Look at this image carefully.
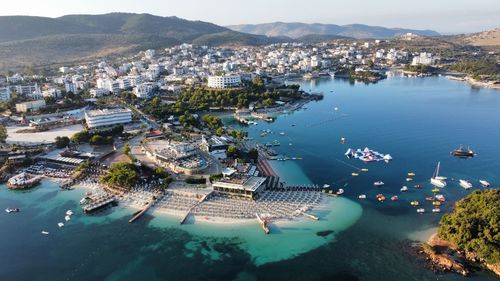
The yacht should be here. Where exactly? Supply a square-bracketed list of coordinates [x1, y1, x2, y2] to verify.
[5, 208, 20, 213]
[479, 180, 490, 187]
[430, 162, 447, 188]
[322, 184, 330, 188]
[400, 186, 408, 192]
[65, 215, 71, 221]
[373, 181, 384, 187]
[452, 145, 475, 157]
[58, 222, 65, 228]
[459, 179, 472, 189]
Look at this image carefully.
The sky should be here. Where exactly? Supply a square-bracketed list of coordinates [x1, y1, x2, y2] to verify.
[1, 0, 499, 34]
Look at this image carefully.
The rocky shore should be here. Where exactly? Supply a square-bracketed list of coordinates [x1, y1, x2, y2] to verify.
[421, 233, 500, 277]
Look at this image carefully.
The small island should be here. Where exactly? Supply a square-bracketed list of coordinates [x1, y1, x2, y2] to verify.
[423, 189, 499, 277]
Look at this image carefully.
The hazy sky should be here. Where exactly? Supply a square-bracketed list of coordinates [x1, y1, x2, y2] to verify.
[1, 0, 499, 33]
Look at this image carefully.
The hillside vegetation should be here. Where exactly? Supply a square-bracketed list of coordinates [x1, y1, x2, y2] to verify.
[438, 189, 500, 264]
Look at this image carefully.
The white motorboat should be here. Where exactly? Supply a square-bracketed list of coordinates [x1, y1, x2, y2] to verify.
[459, 179, 472, 189]
[279, 132, 285, 135]
[358, 194, 367, 199]
[5, 208, 20, 213]
[374, 181, 385, 187]
[336, 189, 344, 195]
[430, 162, 447, 188]
[400, 186, 408, 192]
[383, 154, 393, 162]
[58, 222, 64, 228]
[479, 180, 490, 187]
[432, 208, 441, 213]
[64, 215, 71, 221]
[416, 208, 425, 213]
[65, 210, 73, 216]
[41, 231, 49, 235]
[323, 184, 330, 188]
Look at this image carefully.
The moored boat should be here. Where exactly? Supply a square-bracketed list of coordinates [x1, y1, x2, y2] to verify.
[432, 208, 441, 213]
[459, 179, 472, 189]
[373, 181, 384, 187]
[451, 145, 475, 157]
[390, 195, 399, 201]
[376, 194, 385, 202]
[410, 201, 419, 206]
[5, 208, 20, 213]
[358, 194, 367, 199]
[417, 208, 425, 213]
[430, 162, 447, 188]
[400, 186, 408, 192]
[479, 180, 490, 187]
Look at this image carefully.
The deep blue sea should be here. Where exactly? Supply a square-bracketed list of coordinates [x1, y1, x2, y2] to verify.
[1, 76, 499, 281]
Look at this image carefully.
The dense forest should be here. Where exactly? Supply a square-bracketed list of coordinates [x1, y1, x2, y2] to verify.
[438, 189, 499, 264]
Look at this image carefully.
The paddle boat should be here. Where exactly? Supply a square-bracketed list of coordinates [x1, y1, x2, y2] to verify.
[376, 194, 386, 202]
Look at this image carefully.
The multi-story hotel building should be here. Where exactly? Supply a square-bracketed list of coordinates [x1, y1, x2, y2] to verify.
[84, 108, 132, 128]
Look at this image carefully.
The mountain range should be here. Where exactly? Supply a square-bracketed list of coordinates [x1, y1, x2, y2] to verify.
[227, 22, 440, 39]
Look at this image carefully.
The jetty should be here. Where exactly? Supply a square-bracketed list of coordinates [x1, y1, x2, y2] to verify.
[129, 201, 153, 223]
[180, 191, 212, 224]
[255, 213, 270, 234]
[82, 195, 116, 213]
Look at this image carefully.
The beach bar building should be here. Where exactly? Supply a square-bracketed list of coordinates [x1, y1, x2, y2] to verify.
[212, 176, 266, 200]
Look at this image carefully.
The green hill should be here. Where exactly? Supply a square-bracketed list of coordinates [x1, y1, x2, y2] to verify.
[0, 13, 282, 70]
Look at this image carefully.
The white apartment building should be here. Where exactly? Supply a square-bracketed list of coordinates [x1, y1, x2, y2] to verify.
[0, 87, 11, 101]
[133, 83, 154, 98]
[65, 82, 78, 93]
[207, 75, 241, 89]
[90, 88, 110, 98]
[42, 88, 61, 98]
[15, 84, 41, 96]
[84, 108, 132, 128]
[412, 52, 438, 66]
[16, 100, 46, 113]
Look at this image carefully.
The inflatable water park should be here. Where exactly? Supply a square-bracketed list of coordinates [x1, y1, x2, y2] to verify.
[345, 147, 393, 163]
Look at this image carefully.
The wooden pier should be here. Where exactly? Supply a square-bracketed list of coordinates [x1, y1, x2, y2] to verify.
[129, 201, 153, 223]
[180, 191, 212, 225]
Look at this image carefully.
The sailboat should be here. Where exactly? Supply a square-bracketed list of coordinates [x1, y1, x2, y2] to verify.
[430, 162, 447, 188]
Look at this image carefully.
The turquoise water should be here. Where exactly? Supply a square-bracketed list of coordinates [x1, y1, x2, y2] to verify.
[1, 76, 499, 280]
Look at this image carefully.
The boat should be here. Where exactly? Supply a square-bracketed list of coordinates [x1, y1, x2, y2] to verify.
[361, 168, 369, 172]
[459, 179, 472, 189]
[64, 215, 71, 221]
[432, 208, 441, 213]
[391, 196, 399, 201]
[5, 208, 20, 213]
[279, 132, 285, 136]
[413, 184, 422, 189]
[323, 184, 330, 188]
[376, 194, 385, 202]
[432, 201, 442, 206]
[451, 145, 475, 157]
[406, 178, 413, 182]
[351, 172, 359, 176]
[334, 107, 339, 111]
[80, 198, 88, 205]
[479, 180, 490, 187]
[416, 208, 425, 213]
[408, 172, 416, 177]
[358, 194, 367, 199]
[430, 162, 447, 188]
[425, 197, 434, 201]
[340, 137, 346, 144]
[383, 154, 393, 162]
[431, 188, 440, 193]
[41, 231, 49, 235]
[65, 210, 73, 216]
[435, 194, 446, 202]
[336, 189, 344, 195]
[58, 222, 64, 228]
[410, 201, 419, 206]
[400, 186, 408, 192]
[373, 181, 384, 187]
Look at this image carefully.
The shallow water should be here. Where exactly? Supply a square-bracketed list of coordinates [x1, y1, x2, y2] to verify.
[1, 76, 499, 281]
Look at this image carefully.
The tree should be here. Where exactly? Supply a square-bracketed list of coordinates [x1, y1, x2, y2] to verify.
[71, 130, 90, 144]
[54, 136, 70, 148]
[100, 162, 139, 189]
[262, 98, 274, 107]
[248, 148, 259, 162]
[226, 145, 238, 158]
[438, 189, 500, 264]
[215, 127, 225, 136]
[89, 135, 105, 145]
[0, 124, 7, 143]
[124, 143, 131, 155]
[202, 114, 223, 130]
